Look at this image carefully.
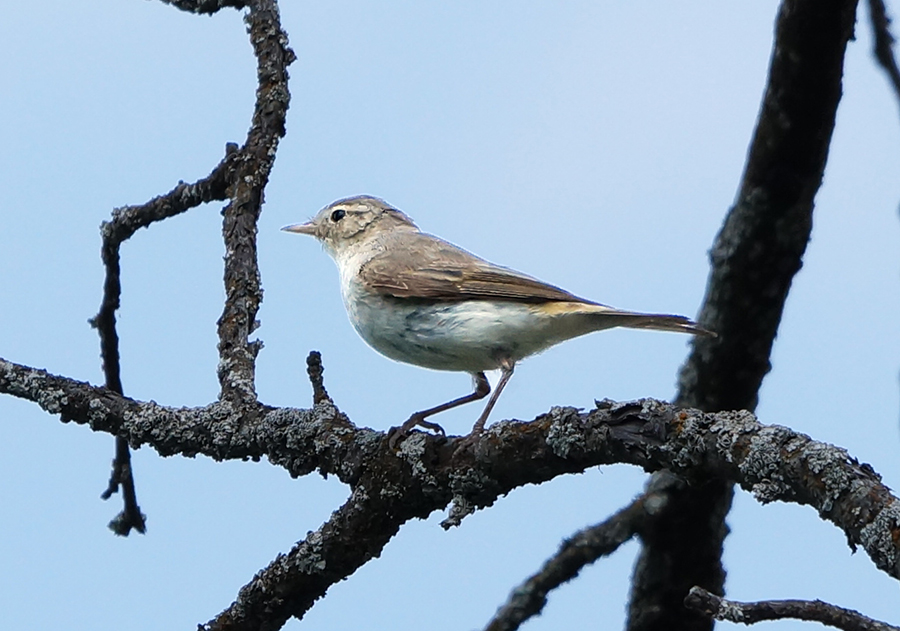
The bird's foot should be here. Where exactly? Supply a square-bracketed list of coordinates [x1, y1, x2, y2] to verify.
[388, 414, 446, 449]
[451, 426, 484, 458]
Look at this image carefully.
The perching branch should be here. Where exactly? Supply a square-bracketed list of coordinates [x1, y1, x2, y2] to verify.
[3, 352, 900, 631]
[684, 587, 900, 631]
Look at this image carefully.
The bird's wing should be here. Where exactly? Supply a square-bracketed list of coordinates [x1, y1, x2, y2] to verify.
[358, 232, 595, 304]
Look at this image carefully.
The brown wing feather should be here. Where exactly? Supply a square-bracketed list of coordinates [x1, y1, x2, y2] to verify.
[359, 231, 595, 304]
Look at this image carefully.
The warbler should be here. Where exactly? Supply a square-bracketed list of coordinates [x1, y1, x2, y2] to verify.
[284, 195, 708, 444]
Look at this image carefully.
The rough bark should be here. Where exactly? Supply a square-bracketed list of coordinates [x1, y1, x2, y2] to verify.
[685, 587, 900, 631]
[86, 0, 293, 533]
[2, 356, 899, 630]
[627, 1, 859, 630]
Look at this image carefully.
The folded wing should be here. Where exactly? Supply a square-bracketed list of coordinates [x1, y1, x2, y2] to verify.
[359, 231, 594, 304]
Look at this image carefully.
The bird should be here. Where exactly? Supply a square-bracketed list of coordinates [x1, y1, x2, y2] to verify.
[283, 195, 710, 446]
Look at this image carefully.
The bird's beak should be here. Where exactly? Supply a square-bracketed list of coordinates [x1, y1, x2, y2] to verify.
[281, 221, 317, 236]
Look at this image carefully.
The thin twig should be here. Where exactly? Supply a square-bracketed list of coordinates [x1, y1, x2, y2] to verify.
[306, 351, 332, 405]
[685, 587, 900, 631]
[88, 0, 293, 532]
[90, 152, 237, 535]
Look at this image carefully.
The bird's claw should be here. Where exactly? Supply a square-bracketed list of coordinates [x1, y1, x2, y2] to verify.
[387, 414, 446, 450]
[451, 428, 484, 458]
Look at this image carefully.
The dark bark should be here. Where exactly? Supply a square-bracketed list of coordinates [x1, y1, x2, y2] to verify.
[685, 587, 900, 631]
[484, 472, 686, 631]
[86, 0, 293, 533]
[627, 1, 859, 630]
[90, 150, 237, 535]
[160, 0, 250, 14]
[215, 1, 293, 405]
[3, 355, 900, 631]
[2, 1, 889, 629]
[868, 0, 900, 119]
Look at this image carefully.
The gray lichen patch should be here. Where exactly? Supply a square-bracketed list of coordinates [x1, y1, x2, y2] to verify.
[545, 406, 586, 459]
[441, 495, 475, 529]
[291, 529, 328, 575]
[859, 501, 900, 576]
[396, 434, 440, 490]
[709, 409, 759, 463]
[738, 425, 798, 503]
[801, 441, 854, 512]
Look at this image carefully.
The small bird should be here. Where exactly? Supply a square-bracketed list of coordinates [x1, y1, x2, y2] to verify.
[284, 195, 709, 445]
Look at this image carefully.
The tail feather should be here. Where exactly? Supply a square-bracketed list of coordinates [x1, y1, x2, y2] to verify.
[588, 306, 714, 337]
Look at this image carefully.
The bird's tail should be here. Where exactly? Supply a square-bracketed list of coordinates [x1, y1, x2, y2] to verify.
[583, 304, 714, 336]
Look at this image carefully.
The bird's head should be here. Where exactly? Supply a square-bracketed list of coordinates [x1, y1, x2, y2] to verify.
[283, 195, 417, 257]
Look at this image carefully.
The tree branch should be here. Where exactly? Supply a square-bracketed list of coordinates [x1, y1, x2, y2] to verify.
[86, 0, 294, 532]
[201, 484, 413, 631]
[90, 151, 238, 535]
[628, 1, 859, 627]
[159, 0, 250, 14]
[215, 0, 294, 405]
[3, 353, 899, 630]
[484, 472, 686, 631]
[868, 0, 900, 116]
[685, 587, 900, 631]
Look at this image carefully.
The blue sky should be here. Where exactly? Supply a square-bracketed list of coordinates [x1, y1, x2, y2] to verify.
[1, 2, 900, 630]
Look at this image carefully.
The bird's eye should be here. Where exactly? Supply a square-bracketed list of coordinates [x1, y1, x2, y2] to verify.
[330, 209, 346, 222]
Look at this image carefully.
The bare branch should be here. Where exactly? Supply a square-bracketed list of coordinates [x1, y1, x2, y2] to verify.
[484, 472, 685, 631]
[630, 0, 860, 627]
[685, 587, 900, 631]
[306, 351, 333, 405]
[4, 354, 900, 622]
[868, 0, 900, 115]
[86, 0, 294, 532]
[681, 0, 857, 427]
[216, 0, 294, 405]
[201, 485, 408, 631]
[100, 437, 146, 535]
[159, 0, 250, 14]
[90, 152, 237, 535]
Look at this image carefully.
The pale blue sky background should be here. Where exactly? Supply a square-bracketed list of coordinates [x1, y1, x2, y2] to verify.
[1, 2, 899, 630]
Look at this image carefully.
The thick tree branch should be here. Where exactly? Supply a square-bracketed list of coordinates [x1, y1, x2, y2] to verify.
[201, 483, 418, 631]
[484, 472, 685, 631]
[4, 354, 900, 631]
[685, 587, 900, 631]
[0, 358, 363, 482]
[681, 0, 856, 420]
[628, 1, 859, 628]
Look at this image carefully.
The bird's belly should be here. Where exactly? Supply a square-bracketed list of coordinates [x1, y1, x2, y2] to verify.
[345, 290, 595, 372]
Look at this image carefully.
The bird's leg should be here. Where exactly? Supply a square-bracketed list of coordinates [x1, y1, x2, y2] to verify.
[451, 359, 516, 458]
[388, 372, 491, 449]
[470, 358, 515, 436]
